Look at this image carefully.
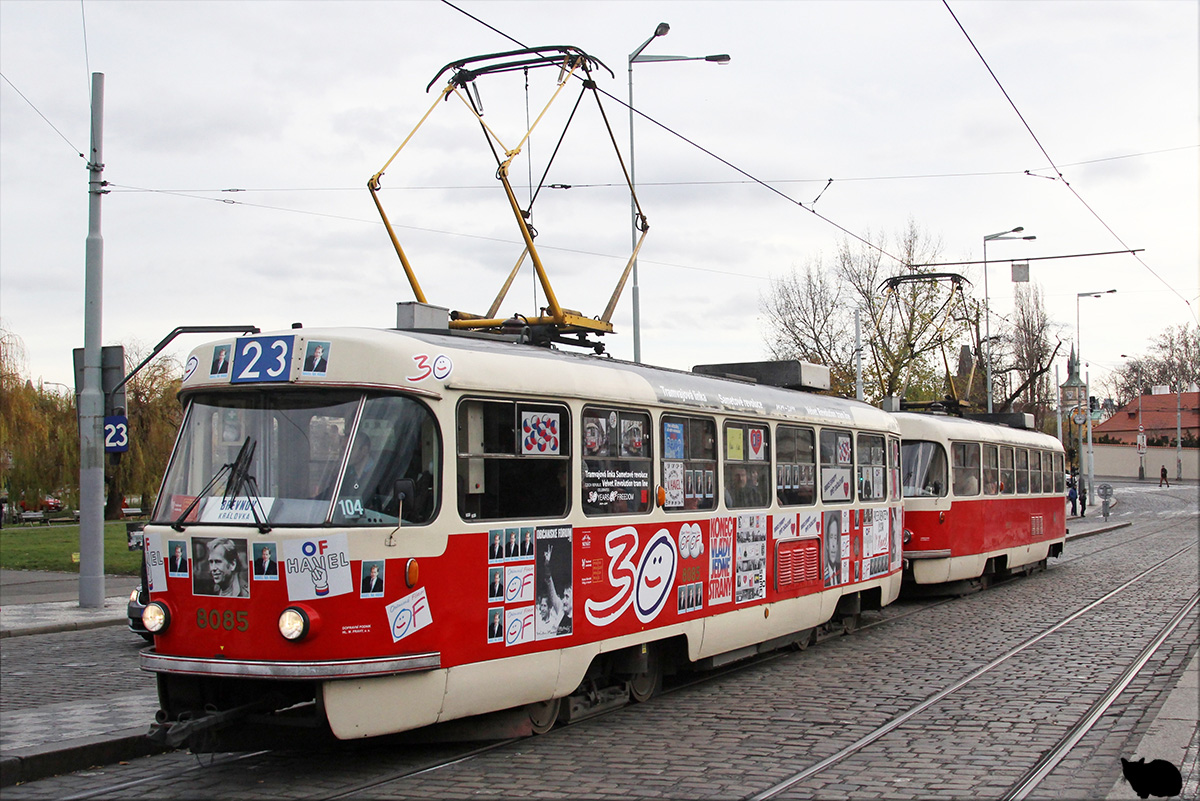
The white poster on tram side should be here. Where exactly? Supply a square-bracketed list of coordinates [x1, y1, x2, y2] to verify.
[143, 531, 168, 593]
[735, 513, 767, 604]
[663, 461, 685, 509]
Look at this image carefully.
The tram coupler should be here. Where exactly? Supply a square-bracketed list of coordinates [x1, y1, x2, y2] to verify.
[148, 696, 282, 748]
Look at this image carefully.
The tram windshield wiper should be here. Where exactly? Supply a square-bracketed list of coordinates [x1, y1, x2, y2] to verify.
[171, 437, 272, 532]
[224, 437, 272, 534]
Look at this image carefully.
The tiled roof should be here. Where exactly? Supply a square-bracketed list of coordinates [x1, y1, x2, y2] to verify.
[1093, 391, 1200, 439]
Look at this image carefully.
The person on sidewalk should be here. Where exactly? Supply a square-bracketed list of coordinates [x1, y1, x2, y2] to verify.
[1159, 465, 1170, 488]
[1079, 482, 1088, 517]
[1067, 483, 1078, 516]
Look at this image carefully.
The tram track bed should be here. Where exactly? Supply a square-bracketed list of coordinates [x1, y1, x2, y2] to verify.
[4, 514, 1194, 800]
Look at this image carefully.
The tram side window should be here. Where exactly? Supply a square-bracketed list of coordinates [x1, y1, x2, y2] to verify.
[1015, 448, 1030, 494]
[951, 442, 981, 496]
[456, 399, 570, 521]
[724, 422, 771, 508]
[856, 433, 886, 501]
[901, 440, 947, 497]
[581, 407, 652, 516]
[982, 444, 1000, 495]
[661, 416, 717, 511]
[1041, 451, 1054, 494]
[1054, 453, 1065, 493]
[1029, 450, 1043, 493]
[999, 446, 1015, 495]
[888, 437, 902, 502]
[819, 428, 855, 503]
[776, 426, 816, 506]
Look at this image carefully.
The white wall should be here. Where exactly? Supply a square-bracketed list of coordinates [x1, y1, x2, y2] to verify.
[1088, 444, 1199, 481]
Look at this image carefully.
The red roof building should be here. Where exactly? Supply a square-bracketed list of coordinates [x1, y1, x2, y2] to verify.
[1093, 391, 1200, 445]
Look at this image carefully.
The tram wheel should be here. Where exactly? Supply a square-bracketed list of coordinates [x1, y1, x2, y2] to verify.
[526, 698, 561, 735]
[628, 649, 662, 703]
[842, 614, 860, 635]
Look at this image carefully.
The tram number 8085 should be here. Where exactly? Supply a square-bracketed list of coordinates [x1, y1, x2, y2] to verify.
[196, 608, 249, 632]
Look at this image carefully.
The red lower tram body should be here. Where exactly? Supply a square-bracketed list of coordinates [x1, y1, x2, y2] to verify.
[903, 495, 1066, 585]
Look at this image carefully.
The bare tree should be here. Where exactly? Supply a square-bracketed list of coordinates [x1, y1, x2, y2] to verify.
[761, 220, 964, 403]
[997, 283, 1063, 426]
[1103, 323, 1200, 404]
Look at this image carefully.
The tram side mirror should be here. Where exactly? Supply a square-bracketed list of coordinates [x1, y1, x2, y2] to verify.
[394, 478, 415, 522]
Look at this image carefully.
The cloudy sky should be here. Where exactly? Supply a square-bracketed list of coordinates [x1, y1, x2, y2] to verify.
[2, 0, 1196, 398]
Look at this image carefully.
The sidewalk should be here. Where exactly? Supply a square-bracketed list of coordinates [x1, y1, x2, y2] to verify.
[0, 571, 164, 786]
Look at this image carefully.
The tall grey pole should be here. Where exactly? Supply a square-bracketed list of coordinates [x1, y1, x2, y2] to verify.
[79, 73, 106, 608]
[855, 308, 863, 401]
[627, 61, 641, 364]
[1055, 365, 1062, 443]
[1085, 371, 1095, 501]
[1176, 384, 1183, 480]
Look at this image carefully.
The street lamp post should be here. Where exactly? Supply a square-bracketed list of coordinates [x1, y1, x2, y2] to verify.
[628, 23, 729, 363]
[982, 227, 1035, 413]
[1121, 354, 1146, 480]
[1075, 289, 1116, 498]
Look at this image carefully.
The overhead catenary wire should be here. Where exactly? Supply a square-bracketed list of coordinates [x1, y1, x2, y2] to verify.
[0, 72, 86, 158]
[943, 0, 1196, 322]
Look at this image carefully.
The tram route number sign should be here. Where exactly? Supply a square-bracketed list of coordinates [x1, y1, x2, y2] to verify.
[104, 415, 130, 453]
[231, 335, 295, 384]
[1096, 483, 1113, 500]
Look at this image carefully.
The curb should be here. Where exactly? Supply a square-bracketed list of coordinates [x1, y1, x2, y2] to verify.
[1065, 521, 1132, 542]
[0, 728, 174, 787]
[0, 616, 127, 639]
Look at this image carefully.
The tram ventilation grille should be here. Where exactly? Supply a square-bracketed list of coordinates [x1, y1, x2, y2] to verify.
[1031, 515, 1044, 537]
[776, 538, 821, 590]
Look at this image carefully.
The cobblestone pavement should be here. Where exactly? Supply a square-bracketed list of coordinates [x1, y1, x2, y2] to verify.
[3, 481, 1195, 799]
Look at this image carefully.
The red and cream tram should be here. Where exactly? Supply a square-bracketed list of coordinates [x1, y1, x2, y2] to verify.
[896, 412, 1066, 588]
[139, 318, 905, 747]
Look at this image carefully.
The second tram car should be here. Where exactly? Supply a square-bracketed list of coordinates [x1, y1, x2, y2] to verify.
[897, 412, 1066, 588]
[139, 320, 905, 747]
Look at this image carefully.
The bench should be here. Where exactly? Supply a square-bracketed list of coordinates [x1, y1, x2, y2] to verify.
[121, 507, 144, 518]
[20, 511, 47, 525]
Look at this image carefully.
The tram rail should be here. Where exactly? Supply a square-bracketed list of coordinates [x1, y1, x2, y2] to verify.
[52, 524, 1195, 801]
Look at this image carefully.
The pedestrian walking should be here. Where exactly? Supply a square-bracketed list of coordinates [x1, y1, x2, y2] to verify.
[1159, 465, 1170, 488]
[1079, 482, 1088, 517]
[1067, 484, 1078, 516]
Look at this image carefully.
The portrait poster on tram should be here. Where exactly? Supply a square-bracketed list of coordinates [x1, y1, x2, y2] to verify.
[535, 525, 573, 640]
[890, 506, 903, 569]
[823, 510, 843, 586]
[708, 517, 734, 605]
[735, 513, 767, 604]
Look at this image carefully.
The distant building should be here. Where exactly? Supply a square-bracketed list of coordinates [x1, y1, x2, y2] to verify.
[1092, 389, 1200, 445]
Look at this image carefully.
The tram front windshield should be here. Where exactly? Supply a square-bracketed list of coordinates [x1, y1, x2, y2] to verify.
[900, 440, 948, 498]
[153, 391, 439, 527]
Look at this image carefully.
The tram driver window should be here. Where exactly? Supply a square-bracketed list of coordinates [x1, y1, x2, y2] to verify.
[661, 416, 716, 511]
[582, 407, 652, 516]
[776, 426, 816, 506]
[819, 428, 854, 503]
[900, 440, 947, 498]
[456, 400, 570, 521]
[951, 442, 981, 496]
[332, 395, 441, 526]
[856, 433, 886, 502]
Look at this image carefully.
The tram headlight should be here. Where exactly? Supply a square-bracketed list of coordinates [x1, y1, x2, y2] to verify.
[142, 601, 171, 633]
[279, 606, 311, 641]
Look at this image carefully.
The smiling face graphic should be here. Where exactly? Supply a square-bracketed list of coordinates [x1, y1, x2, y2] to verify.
[634, 531, 678, 622]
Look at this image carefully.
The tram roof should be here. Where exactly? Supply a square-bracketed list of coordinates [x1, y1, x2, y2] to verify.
[181, 327, 898, 434]
[893, 411, 1064, 450]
